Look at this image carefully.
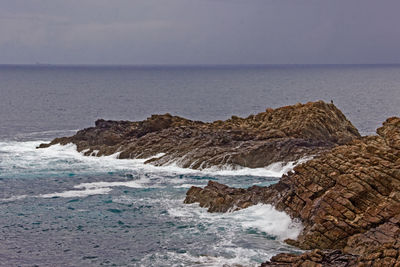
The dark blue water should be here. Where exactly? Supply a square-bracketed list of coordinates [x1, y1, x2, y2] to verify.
[0, 65, 399, 266]
[1, 65, 399, 139]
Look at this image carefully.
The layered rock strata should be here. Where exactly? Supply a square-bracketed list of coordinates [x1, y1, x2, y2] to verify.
[38, 101, 360, 169]
[260, 249, 358, 267]
[185, 117, 400, 266]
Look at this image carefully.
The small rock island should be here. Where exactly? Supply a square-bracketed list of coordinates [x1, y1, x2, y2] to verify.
[38, 101, 360, 169]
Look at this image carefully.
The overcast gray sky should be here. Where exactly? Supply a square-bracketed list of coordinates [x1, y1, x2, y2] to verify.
[1, 0, 399, 65]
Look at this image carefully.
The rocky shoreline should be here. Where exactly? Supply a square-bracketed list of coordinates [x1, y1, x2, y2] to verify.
[38, 101, 360, 170]
[37, 101, 400, 266]
[186, 117, 400, 266]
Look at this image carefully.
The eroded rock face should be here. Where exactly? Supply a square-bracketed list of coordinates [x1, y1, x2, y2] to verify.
[185, 117, 400, 266]
[271, 117, 400, 254]
[38, 101, 360, 169]
[184, 181, 271, 212]
[262, 245, 400, 267]
[261, 249, 358, 267]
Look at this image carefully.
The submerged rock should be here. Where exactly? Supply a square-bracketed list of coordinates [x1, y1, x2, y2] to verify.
[185, 117, 400, 266]
[38, 101, 360, 169]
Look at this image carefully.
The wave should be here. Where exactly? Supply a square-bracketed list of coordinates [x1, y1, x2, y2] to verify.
[139, 250, 270, 267]
[163, 202, 303, 266]
[0, 138, 306, 266]
[40, 187, 112, 198]
[40, 175, 156, 198]
[201, 157, 311, 177]
[0, 141, 310, 179]
[168, 203, 302, 241]
[0, 194, 29, 202]
[232, 204, 302, 240]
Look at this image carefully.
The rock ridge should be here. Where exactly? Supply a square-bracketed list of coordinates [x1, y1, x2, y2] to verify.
[38, 101, 360, 170]
[184, 117, 400, 266]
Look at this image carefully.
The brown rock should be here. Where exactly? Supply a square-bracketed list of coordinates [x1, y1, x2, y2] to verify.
[261, 250, 358, 267]
[185, 117, 400, 266]
[38, 101, 360, 169]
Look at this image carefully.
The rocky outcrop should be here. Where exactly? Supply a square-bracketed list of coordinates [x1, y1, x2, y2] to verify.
[184, 181, 271, 212]
[38, 101, 360, 169]
[185, 117, 400, 266]
[261, 249, 358, 267]
[263, 245, 400, 266]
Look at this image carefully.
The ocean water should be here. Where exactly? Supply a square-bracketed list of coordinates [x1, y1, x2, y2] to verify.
[0, 65, 399, 266]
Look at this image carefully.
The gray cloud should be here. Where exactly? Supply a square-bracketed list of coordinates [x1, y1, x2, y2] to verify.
[0, 0, 399, 64]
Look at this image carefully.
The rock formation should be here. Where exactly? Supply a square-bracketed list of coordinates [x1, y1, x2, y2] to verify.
[38, 101, 360, 169]
[185, 117, 400, 266]
[260, 249, 358, 267]
[37, 100, 398, 265]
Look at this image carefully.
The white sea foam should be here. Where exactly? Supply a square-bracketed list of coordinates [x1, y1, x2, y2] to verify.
[168, 203, 302, 241]
[0, 141, 197, 178]
[40, 187, 112, 198]
[200, 157, 311, 177]
[39, 174, 153, 198]
[173, 183, 199, 188]
[0, 195, 28, 202]
[231, 204, 302, 240]
[0, 140, 311, 203]
[74, 180, 145, 190]
[159, 202, 303, 266]
[0, 140, 304, 265]
[0, 140, 310, 179]
[139, 250, 269, 267]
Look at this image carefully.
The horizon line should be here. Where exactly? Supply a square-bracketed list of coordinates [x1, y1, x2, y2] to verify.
[1, 63, 400, 68]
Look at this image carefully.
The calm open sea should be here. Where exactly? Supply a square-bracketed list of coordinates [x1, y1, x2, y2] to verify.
[0, 65, 399, 266]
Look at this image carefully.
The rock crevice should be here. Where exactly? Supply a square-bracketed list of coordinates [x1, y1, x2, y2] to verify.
[185, 117, 400, 266]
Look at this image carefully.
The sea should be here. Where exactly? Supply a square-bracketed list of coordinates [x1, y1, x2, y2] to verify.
[0, 65, 399, 266]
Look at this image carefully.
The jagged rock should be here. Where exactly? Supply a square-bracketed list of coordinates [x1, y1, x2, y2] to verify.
[185, 117, 400, 266]
[261, 249, 358, 267]
[38, 101, 360, 169]
[262, 244, 400, 267]
[271, 117, 400, 254]
[184, 180, 272, 212]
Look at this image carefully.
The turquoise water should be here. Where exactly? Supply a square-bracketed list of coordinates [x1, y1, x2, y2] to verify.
[0, 140, 302, 266]
[0, 65, 399, 266]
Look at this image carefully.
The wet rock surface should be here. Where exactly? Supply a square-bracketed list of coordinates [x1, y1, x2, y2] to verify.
[38, 101, 360, 169]
[185, 117, 400, 266]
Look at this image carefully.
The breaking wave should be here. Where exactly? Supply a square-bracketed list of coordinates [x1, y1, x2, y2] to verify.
[0, 140, 309, 179]
[0, 139, 305, 266]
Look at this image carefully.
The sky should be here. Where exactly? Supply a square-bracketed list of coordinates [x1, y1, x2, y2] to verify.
[1, 0, 400, 65]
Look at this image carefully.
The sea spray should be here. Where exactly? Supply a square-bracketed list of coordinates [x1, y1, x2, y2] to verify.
[0, 139, 305, 266]
[0, 140, 310, 180]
